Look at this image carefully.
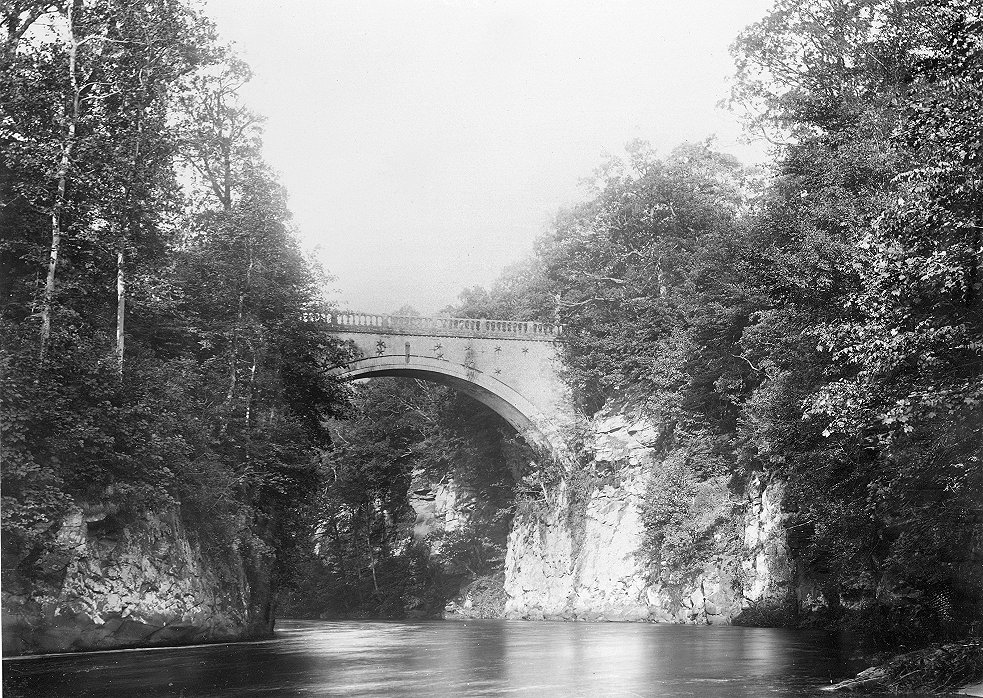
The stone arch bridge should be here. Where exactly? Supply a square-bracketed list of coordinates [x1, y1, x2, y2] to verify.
[305, 312, 572, 458]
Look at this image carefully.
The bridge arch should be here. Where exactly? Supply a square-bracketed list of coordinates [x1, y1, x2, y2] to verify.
[333, 355, 556, 455]
[315, 312, 574, 461]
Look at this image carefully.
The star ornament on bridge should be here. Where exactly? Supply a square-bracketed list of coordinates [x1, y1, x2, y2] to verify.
[375, 340, 387, 356]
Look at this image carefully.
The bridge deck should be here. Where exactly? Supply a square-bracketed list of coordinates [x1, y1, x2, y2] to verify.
[304, 312, 563, 341]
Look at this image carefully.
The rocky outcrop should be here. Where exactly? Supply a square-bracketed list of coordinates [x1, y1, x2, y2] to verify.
[503, 402, 795, 623]
[504, 484, 646, 621]
[2, 507, 267, 655]
[408, 474, 470, 545]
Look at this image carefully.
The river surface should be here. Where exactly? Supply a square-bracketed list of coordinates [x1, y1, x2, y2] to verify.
[3, 619, 917, 697]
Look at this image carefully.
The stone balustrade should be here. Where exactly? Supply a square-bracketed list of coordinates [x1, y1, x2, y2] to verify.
[302, 312, 563, 340]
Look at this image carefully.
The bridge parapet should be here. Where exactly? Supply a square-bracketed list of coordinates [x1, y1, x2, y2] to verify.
[304, 312, 562, 341]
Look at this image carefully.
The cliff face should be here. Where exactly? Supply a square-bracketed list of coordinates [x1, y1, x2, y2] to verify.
[408, 474, 471, 545]
[2, 507, 270, 655]
[503, 403, 795, 623]
[409, 471, 513, 620]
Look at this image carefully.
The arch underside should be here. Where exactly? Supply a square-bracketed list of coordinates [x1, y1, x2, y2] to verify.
[332, 355, 553, 453]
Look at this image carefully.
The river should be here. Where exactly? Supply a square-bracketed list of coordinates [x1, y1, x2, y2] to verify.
[3, 619, 917, 696]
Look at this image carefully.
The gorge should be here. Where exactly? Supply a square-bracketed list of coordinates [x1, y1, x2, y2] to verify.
[3, 0, 983, 695]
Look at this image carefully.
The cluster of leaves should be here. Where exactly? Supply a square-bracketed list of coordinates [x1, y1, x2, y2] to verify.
[0, 1, 350, 614]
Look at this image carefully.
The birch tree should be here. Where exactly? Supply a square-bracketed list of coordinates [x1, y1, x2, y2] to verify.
[175, 57, 264, 404]
[98, 1, 203, 375]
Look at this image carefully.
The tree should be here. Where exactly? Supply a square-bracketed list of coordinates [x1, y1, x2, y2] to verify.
[175, 55, 262, 212]
[535, 140, 748, 413]
[99, 1, 208, 375]
[730, 0, 983, 642]
[811, 4, 983, 442]
[1, 2, 352, 636]
[174, 56, 266, 408]
[729, 0, 934, 140]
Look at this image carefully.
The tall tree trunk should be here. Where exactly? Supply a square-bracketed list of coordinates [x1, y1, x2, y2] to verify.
[331, 519, 349, 582]
[222, 135, 231, 208]
[219, 137, 240, 405]
[226, 233, 253, 405]
[40, 1, 80, 362]
[365, 507, 379, 595]
[115, 248, 125, 374]
[244, 344, 258, 426]
[116, 104, 145, 378]
[966, 218, 980, 308]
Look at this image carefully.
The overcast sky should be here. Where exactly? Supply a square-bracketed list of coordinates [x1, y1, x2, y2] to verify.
[205, 0, 773, 315]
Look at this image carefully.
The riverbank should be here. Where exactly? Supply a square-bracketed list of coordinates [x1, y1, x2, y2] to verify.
[1, 507, 272, 656]
[827, 640, 983, 695]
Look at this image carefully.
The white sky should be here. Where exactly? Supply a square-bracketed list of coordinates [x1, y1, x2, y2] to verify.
[205, 0, 773, 315]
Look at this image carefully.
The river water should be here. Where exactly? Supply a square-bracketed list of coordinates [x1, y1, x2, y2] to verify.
[3, 619, 912, 697]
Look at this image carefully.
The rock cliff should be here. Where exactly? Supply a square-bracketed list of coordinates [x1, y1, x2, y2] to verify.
[503, 402, 795, 623]
[2, 506, 269, 655]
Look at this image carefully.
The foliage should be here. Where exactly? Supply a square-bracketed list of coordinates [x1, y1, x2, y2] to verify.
[727, 0, 982, 645]
[640, 450, 739, 588]
[729, 0, 935, 139]
[279, 378, 530, 619]
[438, 0, 983, 649]
[3, 0, 980, 654]
[809, 4, 983, 444]
[0, 0, 350, 612]
[444, 572, 508, 619]
[535, 141, 750, 414]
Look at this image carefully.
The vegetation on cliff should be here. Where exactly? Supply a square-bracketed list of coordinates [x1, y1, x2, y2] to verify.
[390, 0, 982, 650]
[0, 1, 350, 634]
[285, 1, 981, 648]
[279, 377, 527, 619]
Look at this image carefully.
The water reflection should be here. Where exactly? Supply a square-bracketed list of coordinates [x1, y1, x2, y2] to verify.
[2, 619, 914, 697]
